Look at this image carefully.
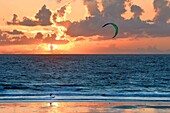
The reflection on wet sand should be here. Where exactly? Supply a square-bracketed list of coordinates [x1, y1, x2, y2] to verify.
[0, 102, 170, 113]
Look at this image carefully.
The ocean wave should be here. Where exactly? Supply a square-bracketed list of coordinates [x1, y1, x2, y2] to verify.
[1, 93, 170, 102]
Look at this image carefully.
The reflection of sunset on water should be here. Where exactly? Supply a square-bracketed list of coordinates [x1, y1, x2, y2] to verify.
[0, 102, 170, 113]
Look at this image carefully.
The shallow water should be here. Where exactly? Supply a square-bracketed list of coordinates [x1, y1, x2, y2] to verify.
[0, 54, 170, 102]
[1, 102, 170, 113]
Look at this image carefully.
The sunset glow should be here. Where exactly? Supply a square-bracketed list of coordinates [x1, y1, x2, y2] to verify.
[0, 0, 170, 54]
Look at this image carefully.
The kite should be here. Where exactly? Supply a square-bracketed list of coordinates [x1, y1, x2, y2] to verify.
[102, 23, 118, 38]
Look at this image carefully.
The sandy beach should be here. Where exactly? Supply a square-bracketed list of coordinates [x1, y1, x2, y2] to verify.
[0, 102, 170, 113]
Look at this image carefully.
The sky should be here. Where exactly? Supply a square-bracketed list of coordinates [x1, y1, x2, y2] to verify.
[0, 0, 170, 54]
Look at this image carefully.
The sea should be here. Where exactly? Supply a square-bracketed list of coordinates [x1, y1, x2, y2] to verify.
[0, 54, 170, 102]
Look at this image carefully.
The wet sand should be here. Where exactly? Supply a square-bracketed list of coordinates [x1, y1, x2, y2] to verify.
[0, 102, 170, 113]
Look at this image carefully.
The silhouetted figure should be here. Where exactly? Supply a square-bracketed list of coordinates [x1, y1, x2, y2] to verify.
[50, 93, 55, 106]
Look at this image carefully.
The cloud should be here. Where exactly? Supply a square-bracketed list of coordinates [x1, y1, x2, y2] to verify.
[7, 14, 19, 25]
[19, 17, 38, 26]
[66, 0, 130, 37]
[131, 5, 144, 20]
[6, 29, 24, 35]
[5, 0, 170, 39]
[43, 33, 69, 44]
[52, 3, 72, 28]
[12, 14, 18, 24]
[35, 5, 52, 25]
[0, 31, 69, 46]
[85, 44, 167, 54]
[154, 0, 170, 23]
[136, 46, 162, 53]
[57, 5, 67, 18]
[66, 0, 170, 38]
[7, 5, 52, 26]
[84, 0, 100, 16]
[74, 37, 85, 41]
[56, 20, 72, 28]
[34, 32, 44, 39]
[0, 31, 8, 41]
[66, 16, 104, 37]
[7, 15, 40, 26]
[91, 36, 113, 41]
[52, 4, 67, 23]
[0, 33, 42, 46]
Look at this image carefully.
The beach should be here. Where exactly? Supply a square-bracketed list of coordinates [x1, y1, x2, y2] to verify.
[0, 102, 170, 113]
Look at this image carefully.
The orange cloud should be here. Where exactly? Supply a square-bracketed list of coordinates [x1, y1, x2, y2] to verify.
[0, 0, 170, 54]
[0, 31, 69, 46]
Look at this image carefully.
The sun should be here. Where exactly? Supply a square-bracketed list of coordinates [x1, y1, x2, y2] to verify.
[33, 3, 74, 54]
[48, 44, 58, 51]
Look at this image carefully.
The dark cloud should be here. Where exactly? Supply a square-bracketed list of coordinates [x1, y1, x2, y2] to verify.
[6, 29, 24, 35]
[34, 32, 44, 39]
[131, 5, 144, 20]
[12, 14, 18, 23]
[57, 5, 67, 17]
[5, 0, 170, 38]
[52, 3, 72, 28]
[154, 0, 170, 24]
[52, 13, 58, 24]
[0, 31, 8, 41]
[7, 14, 19, 25]
[0, 31, 69, 46]
[52, 4, 67, 23]
[12, 14, 18, 24]
[84, 0, 100, 16]
[19, 17, 37, 26]
[102, 0, 126, 20]
[7, 5, 52, 26]
[43, 33, 69, 44]
[74, 37, 85, 41]
[66, 0, 170, 38]
[35, 5, 52, 25]
[66, 0, 130, 37]
[0, 35, 40, 46]
[66, 16, 104, 37]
